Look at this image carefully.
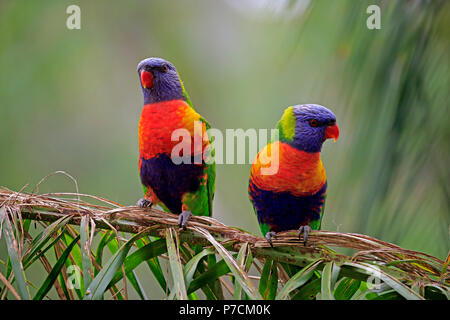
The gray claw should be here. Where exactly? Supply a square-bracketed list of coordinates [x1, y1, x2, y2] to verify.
[298, 225, 312, 245]
[137, 198, 152, 208]
[265, 231, 277, 247]
[178, 210, 192, 230]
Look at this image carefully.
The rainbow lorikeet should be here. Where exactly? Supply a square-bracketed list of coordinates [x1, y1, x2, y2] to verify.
[248, 104, 339, 245]
[136, 57, 215, 228]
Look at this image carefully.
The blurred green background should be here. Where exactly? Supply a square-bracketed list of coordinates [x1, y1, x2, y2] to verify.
[0, 0, 448, 286]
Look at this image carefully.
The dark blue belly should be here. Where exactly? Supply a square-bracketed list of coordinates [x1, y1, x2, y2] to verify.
[249, 182, 327, 232]
[140, 154, 205, 214]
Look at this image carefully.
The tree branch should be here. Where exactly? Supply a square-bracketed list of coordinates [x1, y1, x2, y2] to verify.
[1, 187, 447, 287]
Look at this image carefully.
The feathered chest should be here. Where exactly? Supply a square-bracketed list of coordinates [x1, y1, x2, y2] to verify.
[250, 141, 327, 196]
[138, 100, 206, 160]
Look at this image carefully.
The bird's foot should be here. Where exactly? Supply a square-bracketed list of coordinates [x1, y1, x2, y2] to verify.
[137, 198, 152, 208]
[265, 231, 277, 247]
[298, 225, 312, 246]
[178, 210, 192, 230]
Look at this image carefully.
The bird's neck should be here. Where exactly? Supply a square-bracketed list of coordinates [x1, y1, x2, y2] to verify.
[142, 88, 185, 105]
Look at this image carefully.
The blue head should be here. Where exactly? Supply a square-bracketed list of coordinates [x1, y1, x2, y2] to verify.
[137, 57, 185, 104]
[277, 104, 339, 153]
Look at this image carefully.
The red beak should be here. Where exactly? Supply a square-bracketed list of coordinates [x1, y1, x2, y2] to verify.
[140, 70, 154, 89]
[325, 124, 339, 141]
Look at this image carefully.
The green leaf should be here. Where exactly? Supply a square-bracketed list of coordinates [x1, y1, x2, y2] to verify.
[23, 229, 66, 269]
[108, 238, 167, 289]
[192, 245, 224, 300]
[320, 262, 340, 300]
[195, 227, 262, 300]
[424, 284, 450, 300]
[344, 262, 424, 300]
[61, 231, 84, 296]
[22, 215, 72, 268]
[0, 207, 30, 300]
[80, 215, 93, 290]
[84, 231, 145, 300]
[334, 278, 361, 300]
[57, 270, 72, 300]
[276, 260, 322, 300]
[234, 243, 249, 300]
[166, 228, 188, 300]
[127, 270, 148, 300]
[33, 235, 80, 300]
[101, 233, 146, 298]
[63, 231, 83, 269]
[369, 290, 404, 300]
[95, 230, 115, 276]
[187, 260, 229, 294]
[291, 277, 321, 300]
[184, 247, 215, 289]
[259, 259, 278, 300]
[137, 238, 167, 293]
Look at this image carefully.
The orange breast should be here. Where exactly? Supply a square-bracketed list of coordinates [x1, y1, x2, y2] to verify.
[250, 141, 326, 196]
[138, 100, 208, 160]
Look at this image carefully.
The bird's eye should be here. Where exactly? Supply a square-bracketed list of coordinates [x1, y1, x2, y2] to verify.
[160, 64, 168, 73]
[309, 119, 319, 127]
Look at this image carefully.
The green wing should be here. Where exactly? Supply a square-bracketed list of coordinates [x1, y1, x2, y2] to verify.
[310, 192, 326, 230]
[181, 80, 215, 217]
[200, 116, 215, 217]
[173, 115, 215, 217]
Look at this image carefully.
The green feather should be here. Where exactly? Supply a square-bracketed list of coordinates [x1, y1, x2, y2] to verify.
[178, 75, 215, 217]
[199, 116, 215, 217]
[276, 106, 296, 143]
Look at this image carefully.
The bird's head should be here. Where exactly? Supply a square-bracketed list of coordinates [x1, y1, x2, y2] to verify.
[137, 57, 186, 104]
[277, 104, 339, 153]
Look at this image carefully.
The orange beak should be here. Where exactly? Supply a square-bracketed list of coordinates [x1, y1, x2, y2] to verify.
[140, 70, 154, 89]
[325, 124, 339, 142]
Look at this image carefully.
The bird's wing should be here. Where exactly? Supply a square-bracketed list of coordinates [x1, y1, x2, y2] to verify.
[310, 187, 327, 230]
[200, 115, 215, 217]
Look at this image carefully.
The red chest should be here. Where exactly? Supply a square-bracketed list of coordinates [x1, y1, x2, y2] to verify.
[138, 100, 200, 159]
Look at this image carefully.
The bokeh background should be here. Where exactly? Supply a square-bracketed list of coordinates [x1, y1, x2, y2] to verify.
[0, 0, 449, 298]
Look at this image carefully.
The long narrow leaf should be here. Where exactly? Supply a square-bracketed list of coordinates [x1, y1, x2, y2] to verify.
[276, 260, 322, 300]
[234, 243, 251, 300]
[61, 230, 84, 296]
[187, 260, 229, 294]
[334, 278, 361, 300]
[195, 227, 262, 300]
[108, 238, 167, 289]
[23, 230, 66, 269]
[22, 215, 72, 268]
[106, 234, 149, 300]
[136, 237, 167, 293]
[344, 262, 424, 300]
[291, 277, 321, 300]
[95, 230, 115, 276]
[166, 228, 188, 300]
[184, 247, 215, 289]
[0, 207, 30, 300]
[128, 270, 148, 300]
[84, 231, 146, 300]
[33, 235, 80, 300]
[80, 215, 93, 289]
[259, 259, 278, 300]
[320, 262, 340, 300]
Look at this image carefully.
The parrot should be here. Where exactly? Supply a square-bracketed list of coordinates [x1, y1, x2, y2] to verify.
[136, 57, 215, 229]
[248, 104, 339, 245]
